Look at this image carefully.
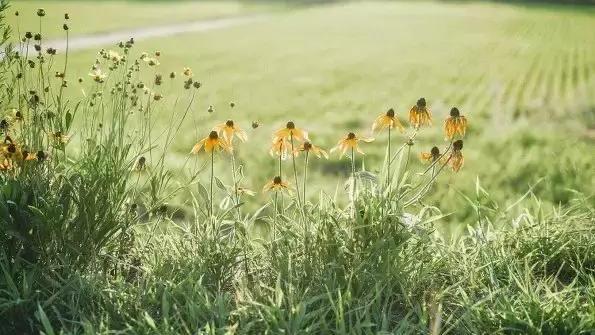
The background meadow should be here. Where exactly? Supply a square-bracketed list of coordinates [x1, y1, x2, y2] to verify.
[1, 0, 594, 334]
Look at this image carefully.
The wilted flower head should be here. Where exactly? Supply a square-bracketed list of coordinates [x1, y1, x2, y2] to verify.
[444, 107, 468, 140]
[263, 176, 291, 193]
[273, 121, 309, 142]
[372, 108, 404, 132]
[409, 97, 432, 128]
[191, 130, 232, 154]
[213, 119, 247, 144]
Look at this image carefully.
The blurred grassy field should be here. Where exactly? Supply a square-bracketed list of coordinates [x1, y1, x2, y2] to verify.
[21, 1, 595, 223]
[8, 0, 269, 38]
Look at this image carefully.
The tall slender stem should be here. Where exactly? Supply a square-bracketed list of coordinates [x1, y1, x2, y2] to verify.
[351, 147, 356, 217]
[231, 153, 241, 219]
[303, 151, 309, 262]
[387, 126, 392, 187]
[278, 152, 284, 215]
[273, 192, 279, 240]
[303, 151, 309, 206]
[210, 150, 214, 225]
[290, 135, 303, 216]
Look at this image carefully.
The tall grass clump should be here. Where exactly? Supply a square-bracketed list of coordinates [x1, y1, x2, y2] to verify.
[0, 5, 593, 335]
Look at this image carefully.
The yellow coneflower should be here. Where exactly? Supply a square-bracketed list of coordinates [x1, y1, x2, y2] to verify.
[449, 140, 464, 172]
[22, 150, 38, 161]
[262, 176, 291, 193]
[409, 98, 432, 128]
[0, 158, 13, 171]
[372, 108, 404, 133]
[191, 130, 232, 154]
[273, 121, 309, 142]
[269, 137, 290, 160]
[420, 146, 441, 163]
[330, 132, 374, 157]
[294, 141, 328, 159]
[213, 120, 247, 143]
[88, 68, 106, 83]
[1, 142, 19, 159]
[444, 107, 468, 140]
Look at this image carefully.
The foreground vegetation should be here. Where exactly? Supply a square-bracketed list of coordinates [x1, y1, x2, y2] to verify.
[1, 2, 594, 334]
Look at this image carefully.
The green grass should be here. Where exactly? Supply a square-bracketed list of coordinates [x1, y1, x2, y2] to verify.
[8, 0, 270, 39]
[1, 1, 595, 334]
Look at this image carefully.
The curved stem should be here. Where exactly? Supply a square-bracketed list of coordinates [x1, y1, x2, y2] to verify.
[290, 135, 303, 217]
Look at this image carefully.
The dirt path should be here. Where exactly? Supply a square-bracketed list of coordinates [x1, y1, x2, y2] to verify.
[45, 15, 266, 52]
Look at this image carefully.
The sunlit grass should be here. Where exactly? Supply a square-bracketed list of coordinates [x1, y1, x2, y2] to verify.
[1, 3, 594, 333]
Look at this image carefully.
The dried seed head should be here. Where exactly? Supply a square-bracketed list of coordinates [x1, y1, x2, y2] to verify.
[303, 141, 312, 151]
[347, 132, 356, 139]
[230, 102, 235, 108]
[193, 82, 201, 89]
[7, 144, 16, 154]
[34, 33, 42, 41]
[430, 146, 440, 157]
[63, 24, 69, 31]
[25, 32, 32, 39]
[208, 130, 219, 139]
[416, 97, 426, 108]
[450, 107, 460, 117]
[386, 108, 395, 117]
[225, 120, 234, 127]
[64, 13, 70, 20]
[286, 121, 295, 129]
[37, 8, 46, 17]
[0, 119, 8, 130]
[207, 105, 214, 113]
[273, 176, 282, 184]
[453, 139, 463, 151]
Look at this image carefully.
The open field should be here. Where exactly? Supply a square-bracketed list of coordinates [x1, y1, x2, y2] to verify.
[49, 1, 595, 222]
[1, 1, 595, 334]
[8, 0, 271, 39]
